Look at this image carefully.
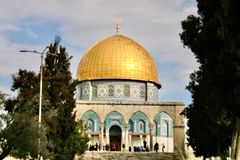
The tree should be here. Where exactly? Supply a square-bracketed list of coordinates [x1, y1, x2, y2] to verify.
[0, 91, 8, 130]
[0, 91, 12, 160]
[180, 0, 240, 159]
[2, 70, 50, 159]
[63, 120, 89, 159]
[2, 36, 88, 159]
[42, 36, 89, 159]
[4, 113, 49, 159]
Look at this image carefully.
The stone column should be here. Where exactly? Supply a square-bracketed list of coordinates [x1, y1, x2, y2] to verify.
[121, 132, 124, 151]
[140, 135, 143, 146]
[99, 122, 104, 151]
[124, 124, 130, 151]
[146, 135, 150, 149]
[149, 123, 154, 151]
[129, 135, 132, 148]
[106, 130, 110, 145]
[88, 134, 92, 150]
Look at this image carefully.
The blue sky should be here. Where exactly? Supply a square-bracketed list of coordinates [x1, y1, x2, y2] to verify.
[0, 0, 198, 105]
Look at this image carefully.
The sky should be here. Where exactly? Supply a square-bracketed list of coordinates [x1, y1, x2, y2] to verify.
[0, 0, 198, 105]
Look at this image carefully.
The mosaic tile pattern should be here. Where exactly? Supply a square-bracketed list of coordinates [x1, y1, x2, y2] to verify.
[134, 120, 137, 133]
[140, 86, 145, 98]
[82, 110, 100, 133]
[76, 85, 81, 100]
[105, 111, 124, 131]
[114, 84, 124, 97]
[92, 85, 97, 97]
[109, 85, 114, 96]
[124, 85, 130, 97]
[76, 80, 158, 102]
[78, 81, 90, 100]
[130, 85, 140, 98]
[147, 83, 158, 101]
[154, 112, 173, 137]
[82, 86, 89, 97]
[97, 85, 108, 97]
[129, 111, 149, 134]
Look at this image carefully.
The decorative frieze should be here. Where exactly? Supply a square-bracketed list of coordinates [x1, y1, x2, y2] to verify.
[76, 80, 158, 102]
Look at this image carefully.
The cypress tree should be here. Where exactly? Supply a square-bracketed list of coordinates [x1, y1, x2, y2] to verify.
[44, 36, 88, 159]
[180, 0, 240, 159]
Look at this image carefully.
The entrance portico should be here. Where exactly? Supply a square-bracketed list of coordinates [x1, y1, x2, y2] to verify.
[78, 101, 185, 153]
[109, 125, 122, 151]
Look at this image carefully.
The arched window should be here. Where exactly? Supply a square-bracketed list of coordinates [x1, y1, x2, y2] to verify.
[154, 112, 173, 137]
[87, 119, 94, 132]
[130, 112, 148, 134]
[128, 119, 134, 133]
[81, 110, 100, 133]
[162, 120, 168, 136]
[138, 120, 145, 133]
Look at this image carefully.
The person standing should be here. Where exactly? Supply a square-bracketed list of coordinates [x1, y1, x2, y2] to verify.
[162, 143, 165, 152]
[143, 140, 147, 149]
[154, 142, 159, 152]
[95, 143, 99, 151]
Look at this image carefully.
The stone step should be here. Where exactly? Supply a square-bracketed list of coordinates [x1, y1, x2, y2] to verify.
[77, 151, 180, 160]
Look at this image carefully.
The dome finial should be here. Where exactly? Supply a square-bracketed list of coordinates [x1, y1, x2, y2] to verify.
[116, 17, 120, 35]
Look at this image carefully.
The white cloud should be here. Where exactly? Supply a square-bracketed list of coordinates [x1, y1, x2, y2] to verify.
[0, 23, 19, 32]
[0, 37, 45, 75]
[0, 84, 17, 98]
[183, 6, 198, 15]
[0, 0, 198, 104]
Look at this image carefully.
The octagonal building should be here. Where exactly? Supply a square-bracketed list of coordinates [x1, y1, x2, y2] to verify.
[75, 24, 185, 154]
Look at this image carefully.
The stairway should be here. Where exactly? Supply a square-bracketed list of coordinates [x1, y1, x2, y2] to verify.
[77, 151, 180, 160]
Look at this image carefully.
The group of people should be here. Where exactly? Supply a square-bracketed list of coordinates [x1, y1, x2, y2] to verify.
[129, 145, 149, 152]
[103, 144, 119, 151]
[88, 143, 118, 151]
[88, 141, 166, 152]
[128, 140, 149, 152]
[154, 142, 165, 152]
[88, 143, 100, 151]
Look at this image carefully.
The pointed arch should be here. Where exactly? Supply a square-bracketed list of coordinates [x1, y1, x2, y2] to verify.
[129, 111, 150, 134]
[81, 110, 100, 133]
[154, 112, 173, 137]
[153, 112, 174, 152]
[105, 111, 125, 132]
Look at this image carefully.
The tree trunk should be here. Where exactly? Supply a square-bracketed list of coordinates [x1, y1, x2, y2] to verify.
[231, 117, 240, 160]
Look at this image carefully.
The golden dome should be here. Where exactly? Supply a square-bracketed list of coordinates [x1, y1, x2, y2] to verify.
[76, 34, 161, 88]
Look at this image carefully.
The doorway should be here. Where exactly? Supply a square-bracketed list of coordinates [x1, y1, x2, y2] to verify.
[109, 125, 122, 151]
